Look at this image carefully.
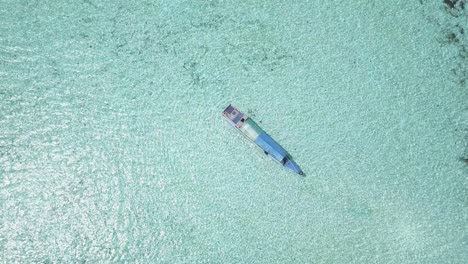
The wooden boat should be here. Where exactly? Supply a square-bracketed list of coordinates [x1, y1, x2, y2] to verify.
[223, 104, 304, 176]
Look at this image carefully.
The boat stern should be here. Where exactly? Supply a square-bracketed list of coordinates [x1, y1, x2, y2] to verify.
[223, 104, 247, 128]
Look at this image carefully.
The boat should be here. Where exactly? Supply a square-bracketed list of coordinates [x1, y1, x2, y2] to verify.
[222, 104, 305, 176]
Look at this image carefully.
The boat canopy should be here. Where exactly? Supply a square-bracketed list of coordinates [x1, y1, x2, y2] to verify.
[254, 132, 288, 162]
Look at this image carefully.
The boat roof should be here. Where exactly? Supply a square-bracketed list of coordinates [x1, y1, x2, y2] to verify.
[223, 104, 248, 128]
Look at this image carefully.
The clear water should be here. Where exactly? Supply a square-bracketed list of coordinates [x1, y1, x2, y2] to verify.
[1, 0, 467, 263]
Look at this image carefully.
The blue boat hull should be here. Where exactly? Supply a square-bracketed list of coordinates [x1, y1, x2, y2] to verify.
[223, 104, 304, 176]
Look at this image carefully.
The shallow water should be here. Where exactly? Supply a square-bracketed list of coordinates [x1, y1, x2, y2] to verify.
[1, 0, 467, 263]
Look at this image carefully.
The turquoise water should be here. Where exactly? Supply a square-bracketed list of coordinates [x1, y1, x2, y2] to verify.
[1, 0, 467, 263]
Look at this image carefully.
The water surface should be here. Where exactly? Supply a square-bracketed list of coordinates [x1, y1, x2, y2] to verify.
[1, 0, 467, 263]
